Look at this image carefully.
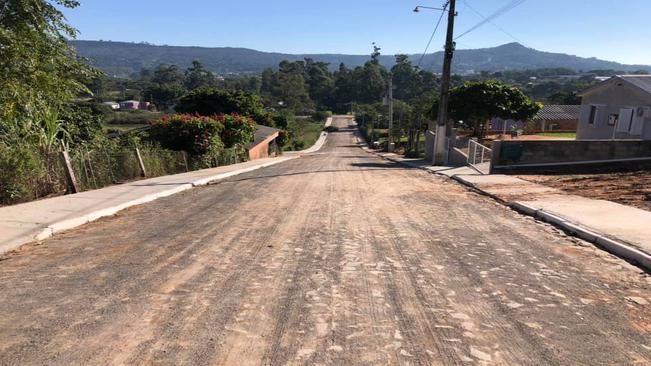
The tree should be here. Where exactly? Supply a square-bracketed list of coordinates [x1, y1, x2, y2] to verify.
[433, 80, 541, 138]
[175, 88, 265, 117]
[0, 0, 98, 121]
[269, 61, 313, 112]
[143, 64, 186, 110]
[304, 59, 334, 110]
[184, 60, 216, 90]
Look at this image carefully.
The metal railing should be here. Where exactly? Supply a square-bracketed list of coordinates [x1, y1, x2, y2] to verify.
[468, 139, 492, 174]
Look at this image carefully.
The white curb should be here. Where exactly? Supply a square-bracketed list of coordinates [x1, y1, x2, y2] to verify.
[511, 202, 651, 271]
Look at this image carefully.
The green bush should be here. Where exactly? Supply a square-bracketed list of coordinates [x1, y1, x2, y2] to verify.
[0, 143, 50, 204]
[312, 110, 332, 122]
[218, 114, 257, 148]
[149, 114, 224, 155]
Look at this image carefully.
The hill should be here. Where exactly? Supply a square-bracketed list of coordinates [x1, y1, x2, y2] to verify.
[70, 40, 651, 78]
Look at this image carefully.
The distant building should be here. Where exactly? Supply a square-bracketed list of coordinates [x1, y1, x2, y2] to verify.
[532, 105, 580, 131]
[138, 101, 151, 110]
[577, 75, 651, 140]
[102, 101, 120, 110]
[247, 125, 280, 160]
[119, 100, 140, 110]
[490, 105, 580, 133]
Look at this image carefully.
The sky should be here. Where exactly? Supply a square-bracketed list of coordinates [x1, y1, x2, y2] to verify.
[61, 0, 651, 65]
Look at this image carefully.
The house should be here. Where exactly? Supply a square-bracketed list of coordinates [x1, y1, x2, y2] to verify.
[102, 101, 120, 110]
[119, 100, 140, 110]
[138, 101, 151, 110]
[577, 75, 651, 140]
[247, 125, 280, 160]
[532, 105, 580, 131]
[489, 105, 580, 134]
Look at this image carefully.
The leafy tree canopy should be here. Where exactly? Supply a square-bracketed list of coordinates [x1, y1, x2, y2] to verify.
[0, 0, 98, 121]
[432, 80, 541, 135]
[175, 88, 265, 117]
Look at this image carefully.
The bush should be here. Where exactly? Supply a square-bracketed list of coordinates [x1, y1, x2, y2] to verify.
[217, 114, 257, 148]
[149, 114, 224, 155]
[0, 143, 50, 204]
[312, 110, 332, 122]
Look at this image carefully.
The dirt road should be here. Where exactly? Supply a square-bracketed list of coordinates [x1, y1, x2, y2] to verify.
[1, 117, 649, 365]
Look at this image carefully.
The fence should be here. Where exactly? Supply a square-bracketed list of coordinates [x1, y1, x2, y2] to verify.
[0, 145, 247, 206]
[468, 139, 492, 174]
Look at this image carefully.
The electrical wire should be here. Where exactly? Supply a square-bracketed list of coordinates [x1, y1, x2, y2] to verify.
[455, 0, 527, 40]
[461, 0, 527, 46]
[416, 1, 449, 69]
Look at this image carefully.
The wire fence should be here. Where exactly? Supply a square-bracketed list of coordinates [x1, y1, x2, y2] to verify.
[1, 145, 247, 206]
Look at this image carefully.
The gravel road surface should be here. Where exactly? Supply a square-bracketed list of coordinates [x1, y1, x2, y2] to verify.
[1, 116, 649, 365]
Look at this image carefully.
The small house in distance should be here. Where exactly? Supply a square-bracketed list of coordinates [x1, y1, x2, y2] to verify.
[247, 125, 280, 160]
[576, 75, 651, 140]
[490, 105, 579, 134]
[119, 100, 140, 110]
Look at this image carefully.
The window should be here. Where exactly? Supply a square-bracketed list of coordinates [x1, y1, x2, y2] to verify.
[616, 108, 635, 133]
[588, 105, 597, 125]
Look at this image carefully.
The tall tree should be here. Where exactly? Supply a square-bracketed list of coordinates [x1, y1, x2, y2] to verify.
[144, 64, 186, 110]
[184, 60, 216, 90]
[304, 58, 334, 110]
[0, 0, 97, 121]
[269, 61, 313, 112]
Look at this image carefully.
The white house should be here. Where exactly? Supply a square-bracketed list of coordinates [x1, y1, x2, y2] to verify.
[577, 75, 651, 140]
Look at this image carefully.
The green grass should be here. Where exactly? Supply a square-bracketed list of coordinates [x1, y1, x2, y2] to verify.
[536, 132, 576, 139]
[285, 118, 324, 151]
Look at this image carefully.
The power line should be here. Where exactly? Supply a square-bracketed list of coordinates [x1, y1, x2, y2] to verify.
[455, 0, 527, 40]
[416, 1, 449, 69]
[461, 0, 527, 46]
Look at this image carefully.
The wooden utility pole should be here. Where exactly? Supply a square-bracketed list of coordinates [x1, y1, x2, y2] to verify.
[388, 74, 394, 152]
[432, 0, 457, 165]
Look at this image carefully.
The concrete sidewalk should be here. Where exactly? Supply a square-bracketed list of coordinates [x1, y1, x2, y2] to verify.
[363, 147, 651, 271]
[0, 156, 296, 255]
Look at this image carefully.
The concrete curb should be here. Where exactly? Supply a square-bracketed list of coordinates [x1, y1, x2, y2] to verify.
[0, 156, 297, 256]
[354, 137, 651, 272]
[289, 116, 334, 155]
[511, 202, 651, 271]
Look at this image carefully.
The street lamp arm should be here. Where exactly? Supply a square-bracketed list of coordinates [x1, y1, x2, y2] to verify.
[413, 5, 448, 12]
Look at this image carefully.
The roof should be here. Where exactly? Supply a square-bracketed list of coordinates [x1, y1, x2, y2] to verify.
[248, 124, 279, 149]
[534, 105, 580, 121]
[579, 75, 651, 97]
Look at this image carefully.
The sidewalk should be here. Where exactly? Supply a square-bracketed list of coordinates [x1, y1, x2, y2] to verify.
[364, 148, 651, 271]
[0, 156, 296, 255]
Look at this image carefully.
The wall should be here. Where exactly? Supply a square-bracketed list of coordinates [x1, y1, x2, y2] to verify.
[490, 139, 651, 173]
[577, 83, 651, 139]
[247, 141, 271, 160]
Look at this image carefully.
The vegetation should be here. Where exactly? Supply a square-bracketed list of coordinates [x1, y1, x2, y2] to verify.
[434, 80, 542, 139]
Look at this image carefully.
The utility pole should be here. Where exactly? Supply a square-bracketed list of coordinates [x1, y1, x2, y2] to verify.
[388, 74, 394, 152]
[432, 0, 457, 165]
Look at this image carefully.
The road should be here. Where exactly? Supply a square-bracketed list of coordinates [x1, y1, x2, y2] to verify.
[0, 116, 649, 365]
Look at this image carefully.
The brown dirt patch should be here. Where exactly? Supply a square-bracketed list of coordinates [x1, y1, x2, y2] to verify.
[520, 171, 651, 212]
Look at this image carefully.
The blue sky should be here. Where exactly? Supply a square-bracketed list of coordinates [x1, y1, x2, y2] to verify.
[62, 0, 651, 65]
